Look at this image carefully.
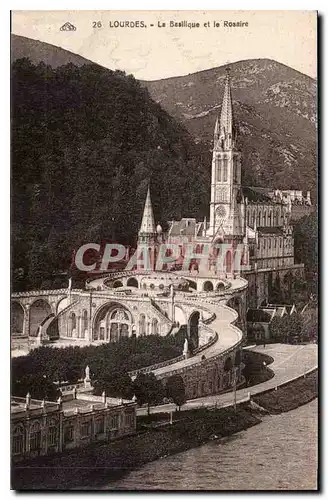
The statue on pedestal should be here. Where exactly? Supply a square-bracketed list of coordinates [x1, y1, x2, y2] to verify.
[183, 337, 190, 359]
[84, 365, 91, 388]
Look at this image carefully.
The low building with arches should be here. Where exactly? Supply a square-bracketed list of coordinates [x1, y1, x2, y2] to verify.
[11, 390, 136, 462]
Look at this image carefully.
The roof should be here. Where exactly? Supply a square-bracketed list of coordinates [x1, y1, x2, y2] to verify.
[243, 186, 283, 205]
[168, 218, 197, 237]
[139, 186, 156, 235]
[267, 303, 296, 315]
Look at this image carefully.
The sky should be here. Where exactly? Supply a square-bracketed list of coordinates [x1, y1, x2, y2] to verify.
[12, 10, 317, 80]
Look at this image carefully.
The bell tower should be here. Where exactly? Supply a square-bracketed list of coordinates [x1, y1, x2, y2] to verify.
[209, 67, 244, 240]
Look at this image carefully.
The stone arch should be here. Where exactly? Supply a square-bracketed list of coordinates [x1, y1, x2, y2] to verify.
[29, 299, 52, 337]
[227, 296, 242, 321]
[257, 210, 262, 227]
[11, 302, 24, 335]
[113, 280, 123, 288]
[224, 356, 233, 372]
[93, 302, 132, 341]
[56, 297, 69, 314]
[187, 280, 197, 290]
[127, 277, 138, 288]
[188, 311, 200, 350]
[216, 282, 225, 291]
[151, 318, 159, 335]
[174, 305, 187, 325]
[139, 314, 146, 336]
[203, 281, 214, 292]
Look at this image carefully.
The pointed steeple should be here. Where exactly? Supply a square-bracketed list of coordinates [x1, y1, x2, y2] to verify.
[215, 67, 236, 151]
[138, 185, 156, 244]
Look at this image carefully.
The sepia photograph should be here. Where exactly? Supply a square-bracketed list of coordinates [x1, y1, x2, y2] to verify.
[10, 10, 318, 491]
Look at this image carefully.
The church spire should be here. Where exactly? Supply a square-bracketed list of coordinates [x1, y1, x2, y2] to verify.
[138, 185, 156, 244]
[215, 67, 236, 151]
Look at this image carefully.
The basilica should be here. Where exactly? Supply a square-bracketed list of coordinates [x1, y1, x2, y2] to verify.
[138, 68, 308, 305]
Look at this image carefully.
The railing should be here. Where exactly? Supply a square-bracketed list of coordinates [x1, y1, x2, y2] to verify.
[11, 288, 84, 298]
[155, 335, 245, 380]
[128, 330, 219, 378]
[149, 298, 172, 325]
[193, 331, 218, 355]
[128, 354, 185, 378]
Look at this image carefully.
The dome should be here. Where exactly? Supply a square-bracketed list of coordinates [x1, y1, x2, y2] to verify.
[156, 224, 163, 234]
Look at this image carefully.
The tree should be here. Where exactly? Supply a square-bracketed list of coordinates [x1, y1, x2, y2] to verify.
[12, 374, 60, 401]
[165, 375, 186, 410]
[93, 371, 134, 400]
[269, 313, 303, 343]
[133, 372, 164, 414]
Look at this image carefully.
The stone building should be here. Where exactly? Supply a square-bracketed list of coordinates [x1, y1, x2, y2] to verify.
[11, 389, 136, 462]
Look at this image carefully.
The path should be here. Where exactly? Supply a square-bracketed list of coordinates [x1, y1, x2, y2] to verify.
[136, 343, 318, 415]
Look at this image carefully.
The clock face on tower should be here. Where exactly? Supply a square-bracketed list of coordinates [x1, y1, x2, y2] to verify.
[216, 205, 227, 217]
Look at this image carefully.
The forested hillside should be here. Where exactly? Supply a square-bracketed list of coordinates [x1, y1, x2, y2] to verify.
[12, 58, 209, 290]
[145, 59, 317, 195]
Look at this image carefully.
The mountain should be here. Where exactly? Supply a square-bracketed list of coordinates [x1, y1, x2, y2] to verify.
[11, 34, 94, 67]
[144, 59, 317, 197]
[12, 35, 317, 195]
[11, 56, 209, 291]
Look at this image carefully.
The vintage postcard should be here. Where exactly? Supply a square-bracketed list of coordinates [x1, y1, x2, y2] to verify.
[11, 10, 318, 491]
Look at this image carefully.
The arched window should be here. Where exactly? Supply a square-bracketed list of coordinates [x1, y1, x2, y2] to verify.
[223, 158, 228, 182]
[247, 211, 250, 225]
[217, 159, 222, 182]
[268, 211, 272, 226]
[48, 419, 57, 447]
[151, 318, 159, 335]
[12, 424, 24, 455]
[226, 251, 232, 274]
[29, 421, 41, 452]
[82, 310, 88, 339]
[68, 312, 76, 338]
[139, 314, 146, 336]
[203, 281, 214, 292]
[127, 277, 138, 288]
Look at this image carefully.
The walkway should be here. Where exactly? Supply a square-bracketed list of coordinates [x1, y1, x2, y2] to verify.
[136, 343, 318, 415]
